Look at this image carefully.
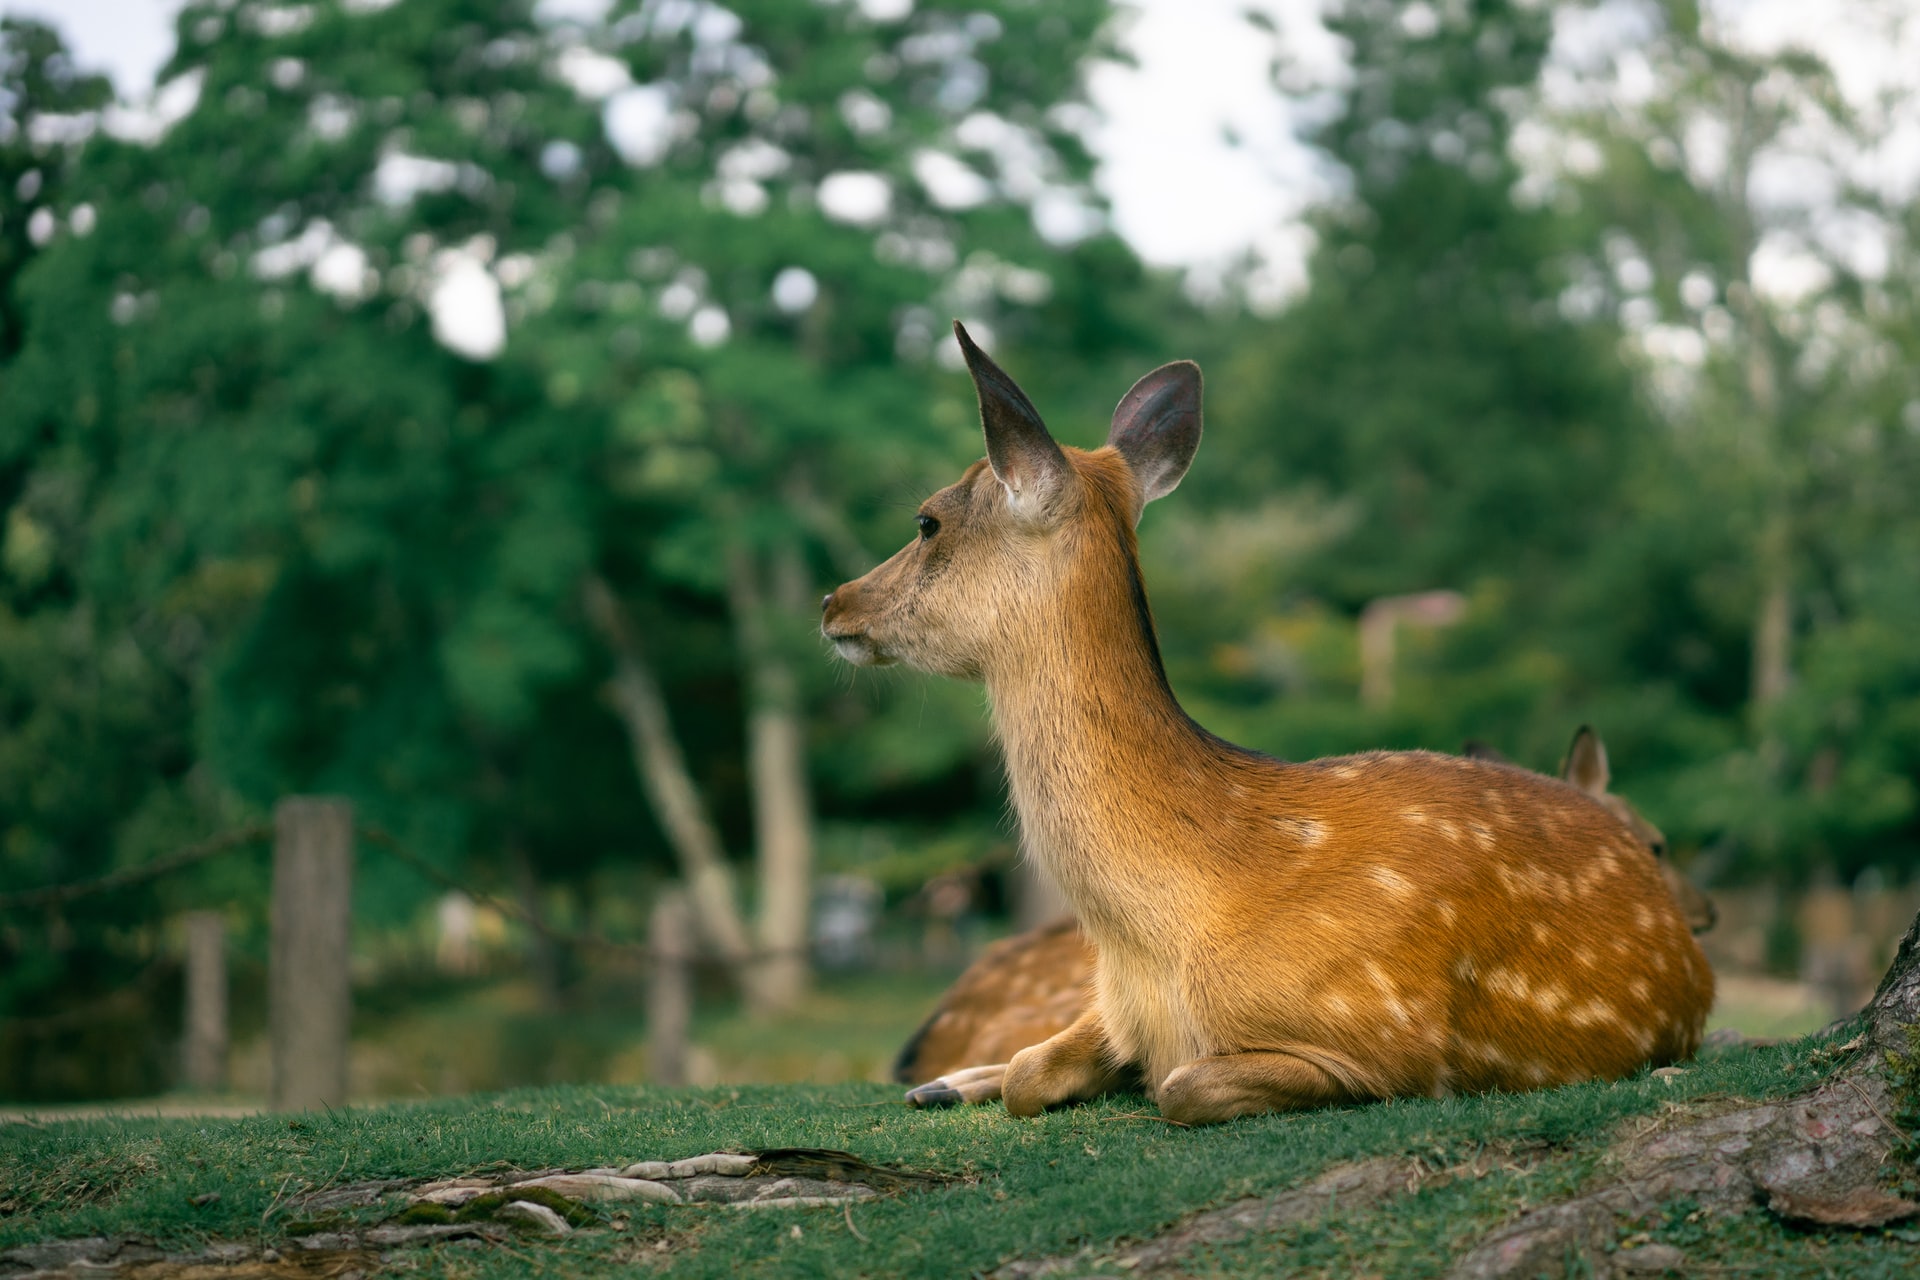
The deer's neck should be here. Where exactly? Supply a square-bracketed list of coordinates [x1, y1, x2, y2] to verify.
[984, 542, 1234, 936]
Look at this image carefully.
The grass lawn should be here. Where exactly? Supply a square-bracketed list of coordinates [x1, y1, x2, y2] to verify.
[6, 1023, 1916, 1278]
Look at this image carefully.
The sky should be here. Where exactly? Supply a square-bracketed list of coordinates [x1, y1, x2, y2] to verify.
[1, 0, 1333, 305]
[3, 0, 1912, 327]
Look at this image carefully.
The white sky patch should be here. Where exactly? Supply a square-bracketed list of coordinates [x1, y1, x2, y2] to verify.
[311, 241, 378, 302]
[819, 171, 892, 226]
[856, 0, 914, 23]
[534, 0, 616, 24]
[1085, 0, 1337, 298]
[689, 304, 731, 346]
[1750, 232, 1834, 306]
[373, 152, 462, 205]
[771, 266, 818, 313]
[430, 251, 507, 360]
[604, 84, 675, 166]
[913, 149, 991, 209]
[554, 44, 631, 99]
[101, 67, 203, 144]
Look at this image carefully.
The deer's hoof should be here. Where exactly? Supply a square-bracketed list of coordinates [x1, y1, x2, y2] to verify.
[904, 1082, 963, 1109]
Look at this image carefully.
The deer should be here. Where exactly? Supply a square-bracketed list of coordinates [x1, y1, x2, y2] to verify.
[895, 727, 1717, 1107]
[821, 324, 1714, 1124]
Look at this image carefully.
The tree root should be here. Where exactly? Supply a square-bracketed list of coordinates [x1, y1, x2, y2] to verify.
[1450, 909, 1920, 1278]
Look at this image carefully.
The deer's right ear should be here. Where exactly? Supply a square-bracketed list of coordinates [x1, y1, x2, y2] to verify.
[953, 322, 1071, 520]
[1562, 725, 1610, 797]
[1108, 360, 1201, 519]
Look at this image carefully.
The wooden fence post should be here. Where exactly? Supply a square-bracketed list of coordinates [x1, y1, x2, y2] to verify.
[270, 796, 354, 1110]
[647, 889, 693, 1086]
[181, 910, 228, 1092]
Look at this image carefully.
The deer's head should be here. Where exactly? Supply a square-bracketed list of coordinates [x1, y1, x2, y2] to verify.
[1562, 725, 1718, 934]
[822, 323, 1202, 680]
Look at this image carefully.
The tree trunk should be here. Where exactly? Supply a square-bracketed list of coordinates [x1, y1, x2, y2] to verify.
[727, 542, 816, 1013]
[510, 844, 563, 1013]
[581, 574, 771, 1011]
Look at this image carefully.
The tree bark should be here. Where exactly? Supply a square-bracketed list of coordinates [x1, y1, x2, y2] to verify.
[581, 574, 770, 1011]
[510, 844, 563, 1013]
[727, 541, 816, 1013]
[1447, 908, 1920, 1279]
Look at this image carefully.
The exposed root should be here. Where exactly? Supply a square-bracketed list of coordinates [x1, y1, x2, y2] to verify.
[1449, 908, 1920, 1279]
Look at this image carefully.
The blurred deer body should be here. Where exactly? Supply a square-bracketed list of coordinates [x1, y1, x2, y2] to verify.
[896, 729, 1717, 1097]
[823, 325, 1713, 1124]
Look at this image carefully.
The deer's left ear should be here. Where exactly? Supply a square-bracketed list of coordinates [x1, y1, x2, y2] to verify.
[1108, 360, 1202, 521]
[1563, 725, 1611, 797]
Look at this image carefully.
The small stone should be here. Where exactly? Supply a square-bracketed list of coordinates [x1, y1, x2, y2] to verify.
[1651, 1067, 1687, 1084]
[497, 1200, 573, 1237]
[189, 1191, 222, 1207]
[789, 1225, 803, 1239]
[1615, 1242, 1685, 1273]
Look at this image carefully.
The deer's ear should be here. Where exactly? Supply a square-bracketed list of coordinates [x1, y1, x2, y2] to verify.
[1108, 360, 1201, 519]
[953, 321, 1071, 519]
[1562, 725, 1610, 797]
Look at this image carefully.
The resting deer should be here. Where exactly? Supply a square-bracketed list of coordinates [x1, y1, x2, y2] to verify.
[896, 727, 1716, 1106]
[822, 325, 1713, 1124]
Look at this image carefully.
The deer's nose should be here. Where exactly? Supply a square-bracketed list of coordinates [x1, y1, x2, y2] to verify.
[820, 592, 835, 614]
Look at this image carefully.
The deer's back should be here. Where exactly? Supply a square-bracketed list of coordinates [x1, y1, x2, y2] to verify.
[1093, 750, 1713, 1097]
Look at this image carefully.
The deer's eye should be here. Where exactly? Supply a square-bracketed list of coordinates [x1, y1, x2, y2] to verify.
[917, 514, 940, 540]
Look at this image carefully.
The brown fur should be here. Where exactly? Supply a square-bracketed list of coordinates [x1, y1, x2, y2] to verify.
[825, 329, 1713, 1124]
[896, 733, 1717, 1094]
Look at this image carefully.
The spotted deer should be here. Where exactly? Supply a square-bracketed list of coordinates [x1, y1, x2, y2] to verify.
[822, 324, 1713, 1124]
[896, 728, 1716, 1107]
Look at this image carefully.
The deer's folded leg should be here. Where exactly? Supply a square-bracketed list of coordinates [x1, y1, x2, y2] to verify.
[904, 1063, 1008, 1108]
[1001, 1009, 1131, 1117]
[1155, 1049, 1361, 1126]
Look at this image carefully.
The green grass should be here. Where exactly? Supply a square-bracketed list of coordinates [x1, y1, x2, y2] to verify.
[4, 1026, 1908, 1278]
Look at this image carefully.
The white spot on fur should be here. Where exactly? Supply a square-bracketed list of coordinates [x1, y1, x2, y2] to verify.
[1486, 968, 1531, 1000]
[1568, 999, 1620, 1027]
[1370, 866, 1414, 898]
[1364, 961, 1397, 995]
[1572, 947, 1595, 968]
[1469, 822, 1496, 850]
[1403, 808, 1429, 825]
[1634, 904, 1655, 930]
[1435, 819, 1462, 843]
[1436, 899, 1457, 926]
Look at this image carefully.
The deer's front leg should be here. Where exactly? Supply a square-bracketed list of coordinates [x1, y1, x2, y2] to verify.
[1001, 1009, 1131, 1117]
[904, 1063, 1007, 1109]
[1154, 1049, 1358, 1126]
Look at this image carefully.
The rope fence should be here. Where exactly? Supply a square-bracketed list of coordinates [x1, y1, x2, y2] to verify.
[0, 819, 815, 963]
